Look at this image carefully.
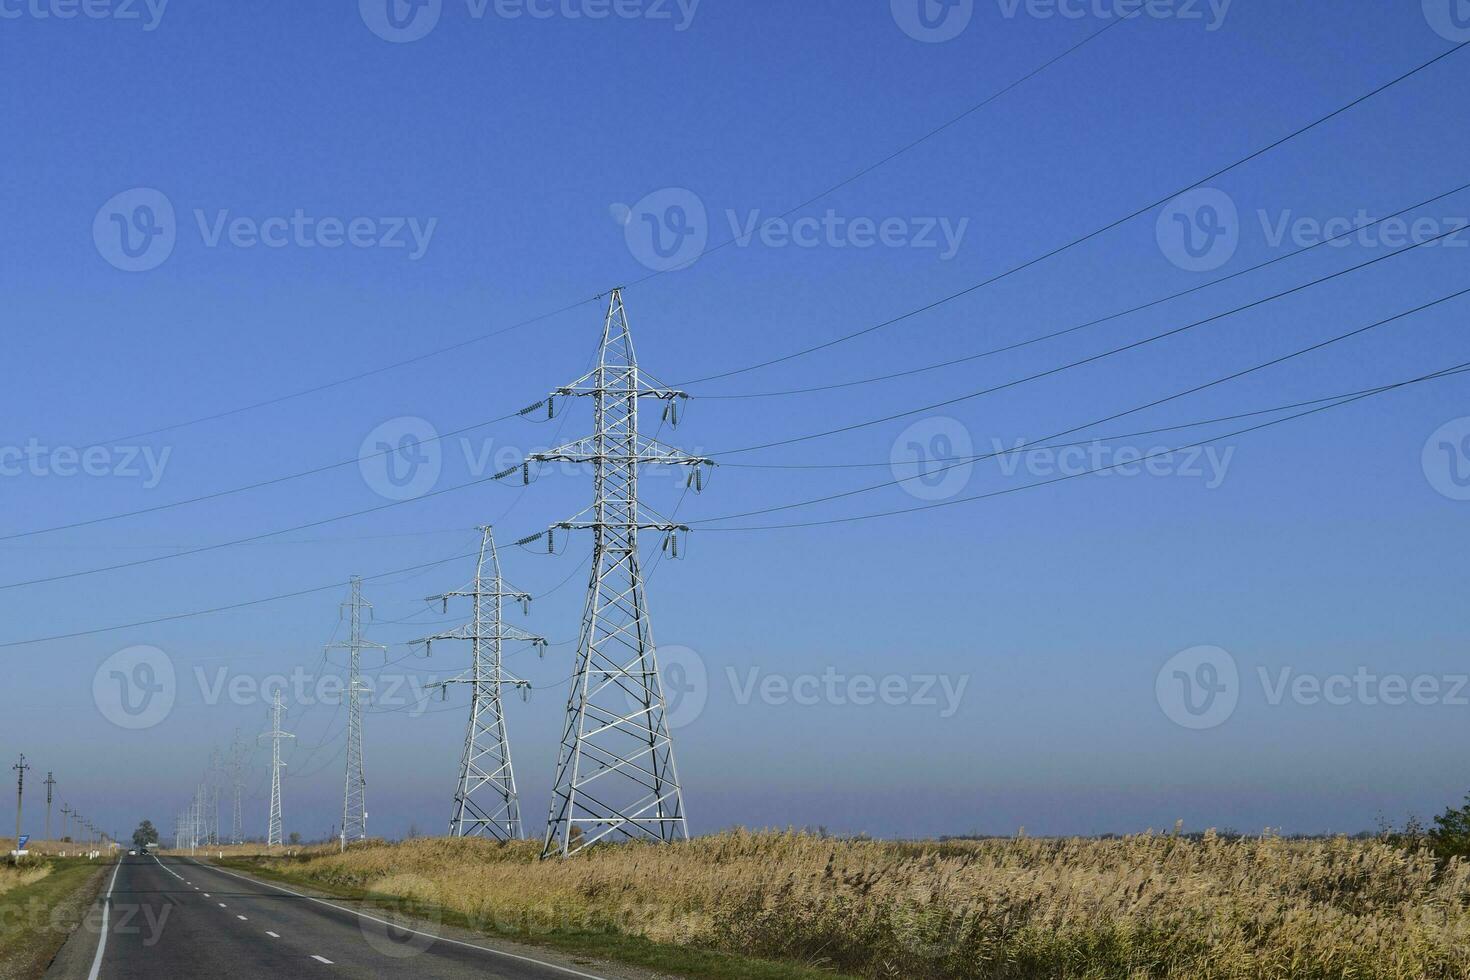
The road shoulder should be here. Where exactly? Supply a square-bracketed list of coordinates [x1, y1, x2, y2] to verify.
[4, 859, 108, 980]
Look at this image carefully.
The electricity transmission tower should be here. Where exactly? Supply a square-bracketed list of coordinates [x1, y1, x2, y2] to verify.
[331, 576, 382, 851]
[43, 772, 54, 841]
[229, 731, 247, 844]
[207, 749, 223, 846]
[194, 783, 206, 852]
[416, 526, 546, 841]
[60, 804, 72, 843]
[530, 288, 711, 858]
[260, 690, 294, 847]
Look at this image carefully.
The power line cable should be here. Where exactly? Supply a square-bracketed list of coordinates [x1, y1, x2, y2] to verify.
[714, 222, 1465, 457]
[0, 550, 480, 649]
[0, 407, 542, 542]
[696, 180, 1470, 400]
[696, 283, 1470, 524]
[0, 471, 513, 591]
[719, 366, 1470, 471]
[680, 40, 1470, 387]
[699, 358, 1470, 532]
[52, 24, 1120, 456]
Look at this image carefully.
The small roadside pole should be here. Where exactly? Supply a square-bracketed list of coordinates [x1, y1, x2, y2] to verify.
[12, 755, 31, 857]
[43, 772, 55, 842]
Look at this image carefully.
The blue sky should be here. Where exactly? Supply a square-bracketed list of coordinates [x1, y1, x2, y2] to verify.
[3, 1, 1470, 843]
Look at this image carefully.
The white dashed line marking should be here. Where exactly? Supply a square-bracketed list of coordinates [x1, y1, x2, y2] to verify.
[237, 915, 248, 921]
[218, 903, 227, 908]
[203, 893, 211, 898]
[310, 955, 334, 964]
[192, 858, 612, 979]
[266, 931, 281, 938]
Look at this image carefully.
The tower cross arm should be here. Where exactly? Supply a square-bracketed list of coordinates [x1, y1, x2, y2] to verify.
[530, 435, 713, 469]
[549, 374, 690, 402]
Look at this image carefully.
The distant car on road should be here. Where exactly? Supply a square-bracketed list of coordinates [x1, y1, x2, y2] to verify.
[128, 850, 137, 856]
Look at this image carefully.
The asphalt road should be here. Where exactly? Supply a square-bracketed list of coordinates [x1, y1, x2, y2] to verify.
[45, 853, 614, 980]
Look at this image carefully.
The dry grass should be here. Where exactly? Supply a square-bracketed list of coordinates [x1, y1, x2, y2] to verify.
[227, 829, 1470, 979]
[0, 864, 50, 897]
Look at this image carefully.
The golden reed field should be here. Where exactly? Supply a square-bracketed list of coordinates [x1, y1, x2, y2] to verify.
[227, 829, 1470, 979]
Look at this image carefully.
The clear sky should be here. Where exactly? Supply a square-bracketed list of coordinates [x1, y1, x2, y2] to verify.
[3, 1, 1470, 844]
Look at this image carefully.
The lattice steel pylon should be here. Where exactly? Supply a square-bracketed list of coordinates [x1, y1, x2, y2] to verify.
[229, 731, 247, 844]
[332, 576, 383, 851]
[259, 690, 293, 846]
[531, 288, 712, 858]
[415, 526, 547, 841]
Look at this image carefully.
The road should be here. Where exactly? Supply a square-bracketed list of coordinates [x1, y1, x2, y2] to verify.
[46, 853, 614, 980]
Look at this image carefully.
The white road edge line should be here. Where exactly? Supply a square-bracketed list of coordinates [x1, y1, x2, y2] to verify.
[310, 954, 334, 964]
[85, 858, 124, 980]
[191, 858, 613, 980]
